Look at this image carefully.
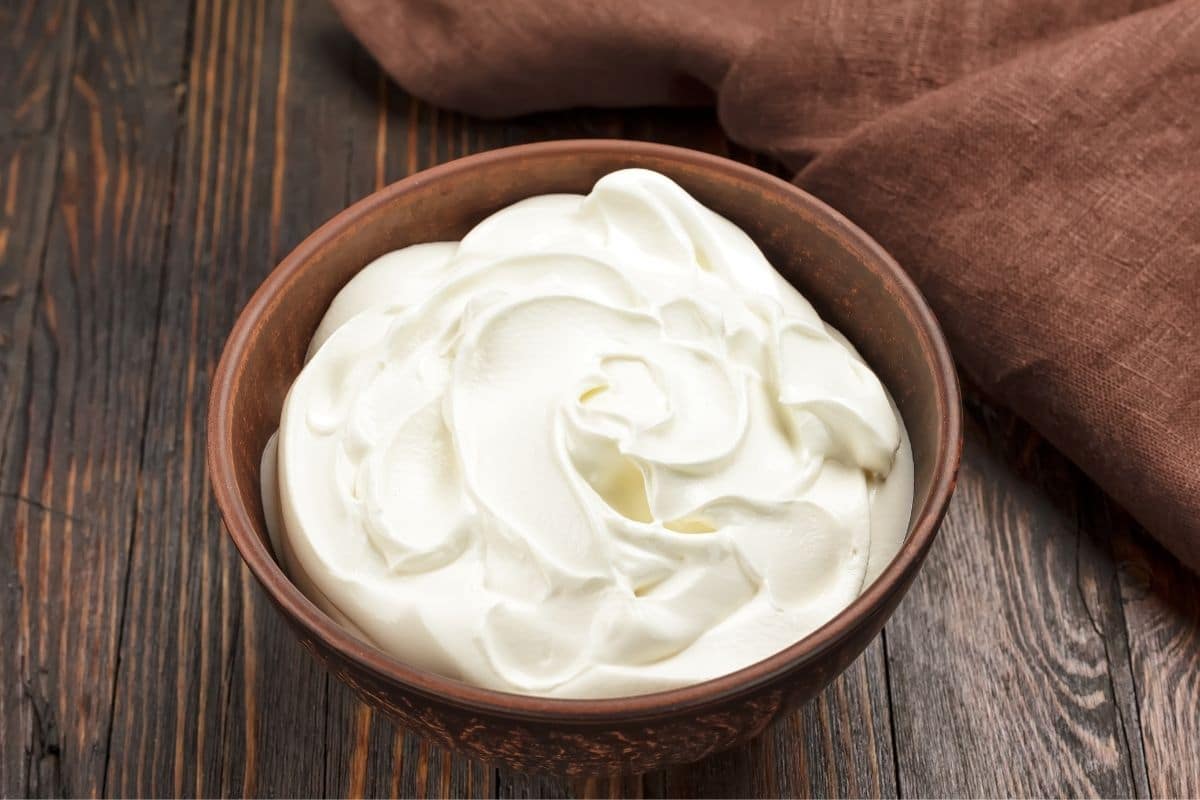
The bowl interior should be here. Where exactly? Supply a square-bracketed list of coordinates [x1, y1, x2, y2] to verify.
[216, 141, 955, 685]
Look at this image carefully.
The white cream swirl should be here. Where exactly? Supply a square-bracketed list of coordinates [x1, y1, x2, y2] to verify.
[262, 169, 914, 698]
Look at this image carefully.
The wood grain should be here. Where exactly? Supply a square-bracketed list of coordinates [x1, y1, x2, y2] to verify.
[0, 0, 189, 795]
[1113, 505, 1200, 798]
[0, 0, 75, 137]
[0, 0, 78, 611]
[103, 0, 339, 795]
[0, 2, 79, 787]
[885, 393, 1148, 797]
[1, 0, 1199, 796]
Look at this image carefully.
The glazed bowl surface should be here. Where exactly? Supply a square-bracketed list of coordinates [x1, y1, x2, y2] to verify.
[207, 139, 961, 775]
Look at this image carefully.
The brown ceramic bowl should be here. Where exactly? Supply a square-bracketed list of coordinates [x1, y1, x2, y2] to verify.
[208, 140, 961, 775]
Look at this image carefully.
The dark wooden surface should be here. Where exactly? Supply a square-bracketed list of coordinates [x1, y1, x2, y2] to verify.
[1, 1, 1198, 797]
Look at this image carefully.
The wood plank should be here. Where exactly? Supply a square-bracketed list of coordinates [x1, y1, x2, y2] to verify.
[0, 0, 192, 795]
[885, 393, 1148, 797]
[100, 0, 323, 795]
[0, 2, 78, 788]
[98, 3, 479, 796]
[1113, 504, 1200, 797]
[0, 0, 77, 610]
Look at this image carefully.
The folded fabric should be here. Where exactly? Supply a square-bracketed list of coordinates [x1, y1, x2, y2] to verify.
[331, 0, 1200, 572]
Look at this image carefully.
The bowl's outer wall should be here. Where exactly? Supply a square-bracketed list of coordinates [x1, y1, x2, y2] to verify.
[272, 565, 918, 775]
[216, 144, 957, 774]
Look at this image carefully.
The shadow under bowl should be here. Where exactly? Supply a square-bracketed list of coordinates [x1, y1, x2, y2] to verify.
[207, 139, 961, 775]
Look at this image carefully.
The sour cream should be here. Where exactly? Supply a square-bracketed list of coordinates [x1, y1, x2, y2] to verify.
[262, 168, 913, 698]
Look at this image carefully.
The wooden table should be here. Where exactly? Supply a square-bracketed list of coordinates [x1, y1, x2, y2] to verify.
[3, 1, 1198, 797]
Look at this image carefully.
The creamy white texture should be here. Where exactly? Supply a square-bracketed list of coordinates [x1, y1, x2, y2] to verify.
[263, 169, 914, 698]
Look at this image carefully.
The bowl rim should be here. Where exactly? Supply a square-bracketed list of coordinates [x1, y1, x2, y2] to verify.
[208, 139, 962, 722]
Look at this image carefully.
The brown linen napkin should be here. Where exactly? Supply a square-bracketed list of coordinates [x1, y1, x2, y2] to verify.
[330, 0, 1200, 571]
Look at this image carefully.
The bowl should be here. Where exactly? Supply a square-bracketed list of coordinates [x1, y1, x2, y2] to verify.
[207, 139, 961, 775]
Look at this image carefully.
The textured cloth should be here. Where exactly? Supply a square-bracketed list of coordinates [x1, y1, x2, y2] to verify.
[331, 0, 1200, 571]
